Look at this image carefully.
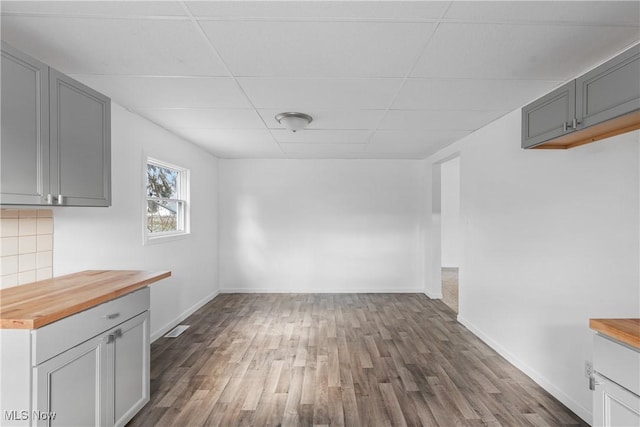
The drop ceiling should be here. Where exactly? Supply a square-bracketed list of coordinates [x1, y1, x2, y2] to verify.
[1, 1, 638, 159]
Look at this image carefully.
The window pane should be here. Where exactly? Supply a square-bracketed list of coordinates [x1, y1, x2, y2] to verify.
[147, 199, 180, 233]
[147, 164, 178, 199]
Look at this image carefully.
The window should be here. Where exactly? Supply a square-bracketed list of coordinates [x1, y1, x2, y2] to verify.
[144, 158, 189, 243]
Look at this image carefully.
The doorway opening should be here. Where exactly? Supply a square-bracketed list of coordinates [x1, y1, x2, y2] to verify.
[440, 157, 460, 313]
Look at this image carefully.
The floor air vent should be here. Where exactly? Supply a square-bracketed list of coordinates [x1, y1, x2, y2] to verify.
[164, 325, 190, 338]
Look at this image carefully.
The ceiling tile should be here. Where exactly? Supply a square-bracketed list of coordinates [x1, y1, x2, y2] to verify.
[199, 21, 434, 77]
[187, 1, 448, 20]
[238, 78, 403, 109]
[258, 109, 385, 130]
[445, 1, 640, 26]
[380, 109, 507, 131]
[393, 78, 562, 111]
[412, 22, 640, 80]
[273, 130, 371, 144]
[169, 129, 281, 156]
[370, 130, 470, 146]
[136, 108, 265, 129]
[71, 75, 250, 108]
[281, 143, 366, 154]
[0, 1, 186, 17]
[366, 142, 447, 158]
[0, 16, 228, 76]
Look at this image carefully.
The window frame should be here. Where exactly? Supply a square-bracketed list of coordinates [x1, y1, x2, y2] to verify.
[143, 156, 190, 245]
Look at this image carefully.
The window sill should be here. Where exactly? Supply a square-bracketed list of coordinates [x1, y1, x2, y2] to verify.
[144, 231, 190, 246]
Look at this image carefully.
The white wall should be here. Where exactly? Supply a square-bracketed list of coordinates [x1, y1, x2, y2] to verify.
[440, 157, 461, 268]
[218, 159, 425, 292]
[53, 103, 219, 341]
[425, 110, 639, 423]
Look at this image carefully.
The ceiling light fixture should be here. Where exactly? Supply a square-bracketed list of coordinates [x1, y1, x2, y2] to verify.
[275, 112, 313, 132]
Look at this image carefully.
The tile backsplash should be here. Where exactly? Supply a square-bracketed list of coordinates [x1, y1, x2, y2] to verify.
[0, 209, 53, 289]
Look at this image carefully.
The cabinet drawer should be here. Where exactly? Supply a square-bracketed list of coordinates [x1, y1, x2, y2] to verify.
[32, 287, 150, 365]
[594, 333, 640, 396]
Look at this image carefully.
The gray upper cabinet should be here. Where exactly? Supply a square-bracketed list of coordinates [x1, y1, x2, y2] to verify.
[523, 43, 640, 149]
[576, 44, 640, 129]
[0, 42, 50, 205]
[0, 43, 111, 206]
[522, 81, 576, 149]
[50, 69, 111, 207]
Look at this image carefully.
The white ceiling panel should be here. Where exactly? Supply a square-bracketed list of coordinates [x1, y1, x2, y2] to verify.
[187, 1, 448, 20]
[393, 78, 562, 111]
[136, 108, 265, 129]
[371, 130, 471, 146]
[0, 1, 187, 17]
[412, 22, 640, 80]
[200, 21, 434, 77]
[366, 143, 441, 158]
[258, 109, 385, 130]
[445, 1, 640, 26]
[0, 16, 228, 76]
[281, 143, 366, 154]
[2, 1, 637, 160]
[170, 129, 281, 156]
[238, 78, 403, 109]
[380, 109, 507, 131]
[273, 130, 371, 144]
[171, 128, 276, 146]
[71, 75, 250, 108]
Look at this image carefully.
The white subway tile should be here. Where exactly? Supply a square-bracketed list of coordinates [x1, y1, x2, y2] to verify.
[0, 274, 18, 288]
[0, 219, 19, 237]
[18, 270, 36, 285]
[18, 218, 37, 236]
[36, 234, 53, 252]
[18, 253, 36, 272]
[36, 267, 53, 281]
[1, 255, 18, 276]
[37, 209, 53, 218]
[36, 251, 52, 269]
[1, 237, 19, 257]
[0, 209, 19, 219]
[18, 236, 37, 254]
[36, 218, 53, 235]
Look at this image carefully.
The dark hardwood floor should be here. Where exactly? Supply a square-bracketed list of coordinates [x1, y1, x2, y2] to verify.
[128, 294, 587, 426]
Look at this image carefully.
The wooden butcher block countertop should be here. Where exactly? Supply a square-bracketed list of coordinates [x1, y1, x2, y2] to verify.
[0, 270, 171, 329]
[590, 318, 640, 350]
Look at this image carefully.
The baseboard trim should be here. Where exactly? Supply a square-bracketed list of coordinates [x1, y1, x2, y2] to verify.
[457, 315, 592, 425]
[424, 290, 442, 299]
[220, 288, 424, 294]
[150, 289, 221, 342]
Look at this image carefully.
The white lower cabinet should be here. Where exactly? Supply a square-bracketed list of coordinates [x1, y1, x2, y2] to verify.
[0, 288, 150, 427]
[593, 373, 640, 427]
[592, 334, 640, 427]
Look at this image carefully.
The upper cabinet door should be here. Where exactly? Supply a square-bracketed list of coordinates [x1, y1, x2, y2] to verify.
[0, 42, 50, 205]
[576, 44, 640, 129]
[49, 69, 111, 206]
[521, 81, 576, 149]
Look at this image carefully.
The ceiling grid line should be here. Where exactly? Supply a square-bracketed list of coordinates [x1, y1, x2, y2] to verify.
[178, 0, 289, 158]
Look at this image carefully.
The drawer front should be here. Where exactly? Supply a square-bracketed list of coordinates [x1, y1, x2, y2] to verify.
[32, 287, 150, 365]
[594, 333, 640, 396]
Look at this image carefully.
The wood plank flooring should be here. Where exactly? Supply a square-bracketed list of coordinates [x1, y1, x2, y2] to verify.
[128, 294, 587, 427]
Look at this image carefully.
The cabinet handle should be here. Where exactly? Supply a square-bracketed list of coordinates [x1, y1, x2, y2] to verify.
[104, 313, 120, 320]
[106, 334, 116, 344]
[46, 194, 54, 205]
[56, 194, 64, 205]
[563, 122, 570, 132]
[572, 118, 581, 129]
[114, 329, 123, 339]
